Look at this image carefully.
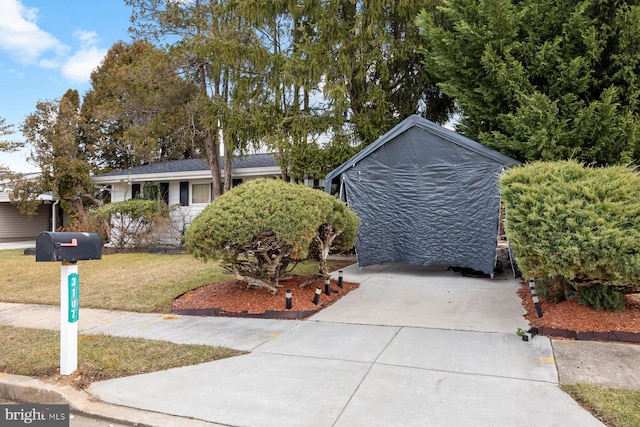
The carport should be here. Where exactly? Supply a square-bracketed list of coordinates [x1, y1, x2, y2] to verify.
[325, 115, 520, 276]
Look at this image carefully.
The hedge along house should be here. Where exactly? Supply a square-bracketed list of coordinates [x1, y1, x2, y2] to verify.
[92, 154, 281, 245]
[324, 115, 520, 277]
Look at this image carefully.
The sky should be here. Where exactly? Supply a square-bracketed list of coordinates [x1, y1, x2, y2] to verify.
[0, 0, 133, 173]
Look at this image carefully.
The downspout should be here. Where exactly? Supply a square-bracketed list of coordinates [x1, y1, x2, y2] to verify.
[51, 198, 59, 232]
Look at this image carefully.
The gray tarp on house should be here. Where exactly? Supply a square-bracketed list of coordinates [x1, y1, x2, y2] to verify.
[324, 115, 520, 276]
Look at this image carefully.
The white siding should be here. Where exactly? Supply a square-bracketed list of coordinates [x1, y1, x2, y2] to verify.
[0, 202, 50, 242]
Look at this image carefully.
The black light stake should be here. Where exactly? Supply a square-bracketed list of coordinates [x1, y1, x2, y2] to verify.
[285, 289, 292, 310]
[313, 286, 321, 305]
[338, 270, 343, 288]
[324, 278, 331, 295]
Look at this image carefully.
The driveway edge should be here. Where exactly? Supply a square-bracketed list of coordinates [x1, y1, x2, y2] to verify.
[0, 373, 223, 427]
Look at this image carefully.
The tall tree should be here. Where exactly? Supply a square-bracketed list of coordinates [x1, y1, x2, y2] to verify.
[0, 118, 20, 153]
[417, 0, 640, 165]
[12, 90, 99, 226]
[315, 0, 455, 147]
[127, 0, 246, 196]
[0, 117, 22, 171]
[82, 40, 203, 172]
[126, 1, 454, 185]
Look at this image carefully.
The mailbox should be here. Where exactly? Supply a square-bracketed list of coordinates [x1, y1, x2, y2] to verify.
[36, 232, 102, 263]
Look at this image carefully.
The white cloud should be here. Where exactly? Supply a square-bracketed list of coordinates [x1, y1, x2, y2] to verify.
[0, 2, 108, 84]
[0, 0, 66, 63]
[60, 30, 107, 83]
[61, 45, 106, 83]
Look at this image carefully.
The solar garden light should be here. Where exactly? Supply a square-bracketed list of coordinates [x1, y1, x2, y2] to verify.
[35, 232, 102, 376]
[324, 278, 331, 295]
[338, 270, 343, 288]
[285, 289, 292, 310]
[527, 279, 544, 318]
[313, 286, 322, 305]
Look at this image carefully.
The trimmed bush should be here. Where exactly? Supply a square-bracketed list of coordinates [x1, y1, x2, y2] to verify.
[184, 178, 359, 294]
[501, 160, 640, 309]
[93, 199, 171, 248]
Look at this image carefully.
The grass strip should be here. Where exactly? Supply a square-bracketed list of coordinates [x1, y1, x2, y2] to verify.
[562, 383, 640, 427]
[0, 325, 244, 388]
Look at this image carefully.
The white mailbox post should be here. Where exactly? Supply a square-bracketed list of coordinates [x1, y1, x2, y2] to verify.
[35, 232, 102, 376]
[60, 262, 80, 375]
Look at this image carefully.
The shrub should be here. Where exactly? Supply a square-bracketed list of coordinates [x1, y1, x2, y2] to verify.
[93, 199, 172, 249]
[62, 210, 110, 243]
[184, 178, 359, 294]
[501, 160, 640, 309]
[577, 283, 626, 312]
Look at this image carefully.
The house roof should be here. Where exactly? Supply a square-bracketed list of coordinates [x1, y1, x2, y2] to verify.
[93, 153, 280, 183]
[95, 153, 278, 177]
[324, 115, 521, 192]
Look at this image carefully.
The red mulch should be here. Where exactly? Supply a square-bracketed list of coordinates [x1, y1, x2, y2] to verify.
[518, 282, 640, 333]
[172, 275, 359, 315]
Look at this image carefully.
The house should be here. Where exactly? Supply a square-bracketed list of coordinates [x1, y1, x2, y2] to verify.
[92, 154, 282, 244]
[0, 172, 58, 242]
[324, 115, 520, 276]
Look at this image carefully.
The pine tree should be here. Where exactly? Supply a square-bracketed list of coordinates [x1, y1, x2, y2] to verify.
[417, 0, 640, 165]
[82, 40, 202, 172]
[14, 90, 99, 227]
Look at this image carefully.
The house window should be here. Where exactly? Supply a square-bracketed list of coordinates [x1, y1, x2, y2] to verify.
[132, 183, 141, 199]
[192, 183, 211, 204]
[232, 178, 243, 187]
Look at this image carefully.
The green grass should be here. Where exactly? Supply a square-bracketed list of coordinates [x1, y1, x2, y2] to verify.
[0, 249, 232, 312]
[0, 249, 326, 312]
[562, 383, 640, 427]
[0, 325, 244, 387]
[0, 249, 331, 388]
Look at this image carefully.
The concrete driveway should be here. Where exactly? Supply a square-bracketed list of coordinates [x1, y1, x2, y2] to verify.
[88, 263, 604, 427]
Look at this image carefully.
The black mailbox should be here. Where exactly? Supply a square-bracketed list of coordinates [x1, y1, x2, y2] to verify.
[36, 232, 102, 263]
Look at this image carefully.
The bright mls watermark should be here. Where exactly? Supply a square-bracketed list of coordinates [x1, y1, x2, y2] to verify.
[1, 404, 69, 426]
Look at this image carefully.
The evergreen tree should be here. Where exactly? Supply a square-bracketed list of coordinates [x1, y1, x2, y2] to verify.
[417, 0, 640, 165]
[0, 117, 23, 171]
[127, 0, 255, 196]
[0, 118, 21, 154]
[317, 0, 454, 147]
[12, 90, 99, 226]
[82, 40, 203, 172]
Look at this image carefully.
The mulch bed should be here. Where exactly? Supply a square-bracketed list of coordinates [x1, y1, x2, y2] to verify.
[172, 275, 359, 319]
[518, 282, 640, 343]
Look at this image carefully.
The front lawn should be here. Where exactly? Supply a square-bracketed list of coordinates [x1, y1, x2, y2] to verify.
[0, 249, 322, 312]
[0, 325, 243, 389]
[0, 249, 229, 312]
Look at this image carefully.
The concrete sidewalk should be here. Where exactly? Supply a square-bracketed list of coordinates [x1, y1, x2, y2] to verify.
[0, 263, 614, 426]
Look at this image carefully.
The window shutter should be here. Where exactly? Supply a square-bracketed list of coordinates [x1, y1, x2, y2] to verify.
[160, 182, 169, 205]
[180, 182, 189, 206]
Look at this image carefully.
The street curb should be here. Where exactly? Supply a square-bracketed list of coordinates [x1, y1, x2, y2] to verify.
[0, 373, 225, 427]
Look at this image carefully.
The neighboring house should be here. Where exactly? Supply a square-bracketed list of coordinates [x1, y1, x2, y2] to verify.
[92, 154, 282, 245]
[0, 172, 59, 242]
[324, 115, 520, 276]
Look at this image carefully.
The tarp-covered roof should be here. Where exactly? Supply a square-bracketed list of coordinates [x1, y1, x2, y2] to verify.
[325, 115, 520, 276]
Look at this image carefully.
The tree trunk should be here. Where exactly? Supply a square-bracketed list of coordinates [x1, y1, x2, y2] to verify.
[223, 143, 233, 193]
[199, 63, 223, 198]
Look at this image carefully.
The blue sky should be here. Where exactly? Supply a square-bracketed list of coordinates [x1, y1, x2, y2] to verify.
[0, 0, 133, 172]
